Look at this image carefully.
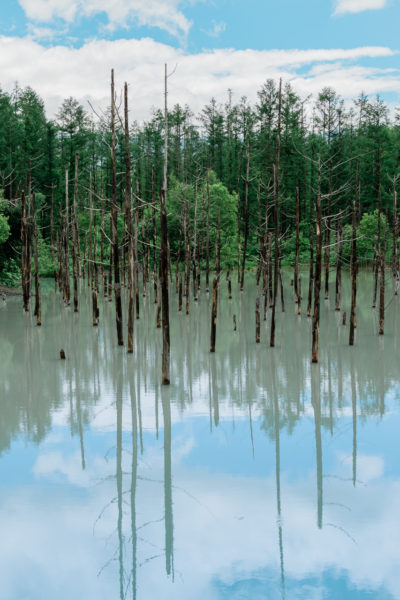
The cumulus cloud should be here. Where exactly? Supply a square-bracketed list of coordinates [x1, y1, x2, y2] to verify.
[19, 0, 192, 39]
[333, 0, 387, 15]
[0, 35, 397, 121]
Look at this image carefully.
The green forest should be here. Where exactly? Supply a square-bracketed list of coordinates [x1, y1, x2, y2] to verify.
[0, 77, 399, 287]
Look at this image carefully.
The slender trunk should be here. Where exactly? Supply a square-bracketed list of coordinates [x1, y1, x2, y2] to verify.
[255, 297, 260, 343]
[294, 186, 300, 303]
[392, 178, 398, 292]
[312, 159, 322, 363]
[349, 199, 357, 345]
[307, 224, 314, 318]
[379, 246, 385, 335]
[21, 191, 29, 311]
[50, 184, 55, 263]
[324, 161, 332, 299]
[206, 171, 210, 291]
[160, 189, 170, 384]
[63, 168, 70, 305]
[111, 69, 123, 346]
[270, 80, 282, 348]
[210, 278, 218, 352]
[125, 82, 135, 352]
[240, 136, 251, 291]
[335, 218, 342, 311]
[161, 66, 170, 384]
[32, 193, 41, 326]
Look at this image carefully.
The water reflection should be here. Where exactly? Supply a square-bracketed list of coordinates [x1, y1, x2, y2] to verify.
[0, 273, 400, 598]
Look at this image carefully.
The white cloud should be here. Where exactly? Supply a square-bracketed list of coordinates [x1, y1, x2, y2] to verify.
[334, 0, 387, 15]
[0, 36, 397, 122]
[204, 20, 226, 38]
[19, 0, 78, 23]
[19, 0, 192, 39]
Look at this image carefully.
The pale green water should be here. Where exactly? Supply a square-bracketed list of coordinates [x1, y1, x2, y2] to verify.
[0, 272, 399, 599]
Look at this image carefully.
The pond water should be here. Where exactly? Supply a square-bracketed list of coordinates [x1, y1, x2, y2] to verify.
[0, 271, 399, 599]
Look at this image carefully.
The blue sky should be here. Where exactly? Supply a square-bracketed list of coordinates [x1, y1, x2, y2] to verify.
[0, 0, 398, 118]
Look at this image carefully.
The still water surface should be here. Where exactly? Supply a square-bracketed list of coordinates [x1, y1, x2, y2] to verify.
[0, 273, 399, 599]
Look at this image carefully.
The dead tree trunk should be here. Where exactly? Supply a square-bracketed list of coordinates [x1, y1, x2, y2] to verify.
[161, 64, 170, 385]
[379, 246, 385, 335]
[92, 210, 99, 326]
[392, 176, 398, 293]
[255, 297, 260, 343]
[72, 155, 79, 313]
[349, 199, 358, 345]
[206, 171, 210, 292]
[32, 193, 41, 326]
[21, 191, 30, 311]
[111, 69, 123, 345]
[160, 189, 170, 384]
[307, 225, 314, 317]
[312, 159, 322, 363]
[210, 278, 218, 352]
[124, 82, 134, 352]
[240, 135, 251, 291]
[294, 186, 300, 304]
[335, 218, 342, 311]
[270, 79, 282, 348]
[63, 168, 70, 305]
[324, 161, 332, 299]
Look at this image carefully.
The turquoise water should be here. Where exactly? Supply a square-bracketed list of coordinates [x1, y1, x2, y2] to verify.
[0, 272, 399, 599]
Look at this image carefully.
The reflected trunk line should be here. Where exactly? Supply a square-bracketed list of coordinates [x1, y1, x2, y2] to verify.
[208, 355, 213, 433]
[328, 348, 333, 436]
[76, 382, 86, 471]
[116, 368, 124, 600]
[246, 344, 255, 457]
[271, 355, 285, 599]
[162, 389, 174, 579]
[379, 344, 385, 417]
[351, 356, 357, 488]
[211, 354, 219, 427]
[137, 360, 144, 456]
[130, 372, 138, 600]
[311, 366, 323, 529]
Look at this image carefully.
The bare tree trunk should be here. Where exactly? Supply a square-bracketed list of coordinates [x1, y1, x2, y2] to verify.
[32, 193, 41, 326]
[237, 159, 242, 284]
[184, 197, 190, 315]
[63, 168, 70, 305]
[255, 297, 260, 343]
[240, 135, 251, 291]
[21, 191, 29, 311]
[379, 246, 385, 335]
[160, 190, 170, 384]
[392, 176, 398, 293]
[210, 278, 218, 352]
[50, 184, 55, 264]
[72, 156, 79, 313]
[161, 65, 170, 385]
[307, 226, 314, 317]
[206, 171, 210, 292]
[124, 82, 135, 352]
[92, 210, 99, 326]
[193, 180, 199, 301]
[349, 199, 357, 345]
[335, 218, 342, 311]
[373, 158, 382, 308]
[270, 79, 282, 348]
[111, 69, 123, 345]
[216, 211, 221, 278]
[324, 161, 332, 299]
[294, 186, 300, 304]
[312, 158, 322, 363]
